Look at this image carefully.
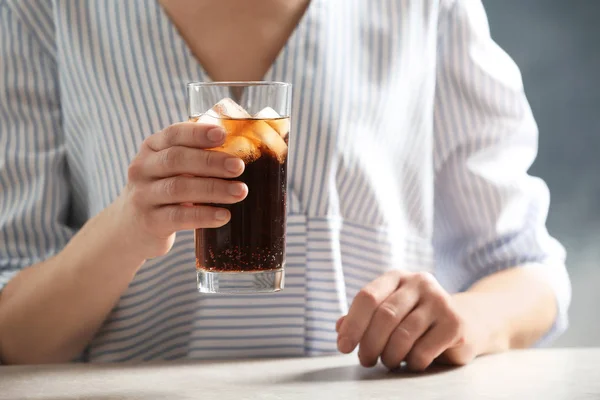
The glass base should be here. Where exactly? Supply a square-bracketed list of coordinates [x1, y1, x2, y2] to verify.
[197, 268, 285, 294]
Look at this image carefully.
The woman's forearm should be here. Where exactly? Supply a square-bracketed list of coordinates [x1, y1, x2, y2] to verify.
[0, 198, 146, 364]
[452, 266, 558, 357]
[0, 122, 243, 365]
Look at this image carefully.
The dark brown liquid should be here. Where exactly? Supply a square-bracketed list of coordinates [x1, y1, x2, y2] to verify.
[194, 117, 288, 272]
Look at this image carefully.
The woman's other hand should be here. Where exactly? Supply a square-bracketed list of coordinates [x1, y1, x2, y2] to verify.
[336, 271, 480, 371]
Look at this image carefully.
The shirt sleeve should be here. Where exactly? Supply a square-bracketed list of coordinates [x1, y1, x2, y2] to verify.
[432, 0, 571, 345]
[0, 2, 75, 291]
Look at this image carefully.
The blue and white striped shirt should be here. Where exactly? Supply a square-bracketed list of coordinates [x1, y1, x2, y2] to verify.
[0, 0, 570, 362]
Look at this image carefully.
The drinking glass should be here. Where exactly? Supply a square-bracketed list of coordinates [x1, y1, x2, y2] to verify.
[187, 82, 292, 294]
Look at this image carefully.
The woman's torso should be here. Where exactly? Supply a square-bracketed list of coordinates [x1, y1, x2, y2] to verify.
[41, 0, 443, 361]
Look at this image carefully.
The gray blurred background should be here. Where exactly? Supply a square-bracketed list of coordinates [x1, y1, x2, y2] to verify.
[482, 0, 600, 346]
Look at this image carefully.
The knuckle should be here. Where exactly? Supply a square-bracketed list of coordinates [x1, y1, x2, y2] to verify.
[202, 149, 217, 170]
[192, 206, 211, 222]
[388, 269, 405, 281]
[162, 147, 183, 169]
[141, 135, 152, 148]
[130, 187, 147, 208]
[127, 157, 144, 182]
[141, 134, 157, 152]
[163, 124, 182, 146]
[415, 271, 439, 292]
[454, 335, 467, 347]
[356, 289, 379, 310]
[444, 312, 463, 337]
[406, 312, 428, 331]
[191, 125, 207, 143]
[375, 303, 399, 325]
[393, 325, 412, 341]
[203, 178, 217, 196]
[414, 271, 435, 286]
[166, 207, 182, 224]
[163, 177, 184, 198]
[430, 290, 450, 307]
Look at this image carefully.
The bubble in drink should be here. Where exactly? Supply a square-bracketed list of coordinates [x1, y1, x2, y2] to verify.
[192, 98, 289, 273]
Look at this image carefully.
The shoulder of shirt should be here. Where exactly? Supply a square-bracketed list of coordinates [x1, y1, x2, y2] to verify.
[438, 0, 460, 13]
[441, 0, 461, 6]
[1, 0, 56, 60]
[439, 0, 456, 8]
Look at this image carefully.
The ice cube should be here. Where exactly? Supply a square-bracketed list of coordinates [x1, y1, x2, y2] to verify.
[195, 109, 223, 127]
[246, 120, 288, 164]
[254, 107, 280, 119]
[196, 98, 252, 135]
[213, 97, 251, 119]
[212, 97, 253, 135]
[216, 135, 260, 164]
[254, 107, 290, 139]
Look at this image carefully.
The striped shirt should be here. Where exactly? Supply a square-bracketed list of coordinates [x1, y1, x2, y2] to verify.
[0, 0, 570, 362]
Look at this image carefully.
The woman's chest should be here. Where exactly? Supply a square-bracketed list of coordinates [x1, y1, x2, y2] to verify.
[158, 0, 311, 82]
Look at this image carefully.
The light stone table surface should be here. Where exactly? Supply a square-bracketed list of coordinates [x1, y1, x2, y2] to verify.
[1, 349, 599, 399]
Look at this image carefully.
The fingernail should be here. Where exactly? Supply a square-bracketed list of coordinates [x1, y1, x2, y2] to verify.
[207, 128, 225, 142]
[359, 352, 376, 368]
[215, 209, 229, 221]
[228, 183, 246, 197]
[338, 336, 354, 353]
[225, 158, 243, 173]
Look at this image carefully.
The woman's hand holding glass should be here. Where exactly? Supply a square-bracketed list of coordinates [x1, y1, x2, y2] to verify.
[118, 122, 248, 259]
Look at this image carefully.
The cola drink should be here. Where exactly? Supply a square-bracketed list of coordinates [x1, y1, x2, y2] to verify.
[191, 99, 289, 275]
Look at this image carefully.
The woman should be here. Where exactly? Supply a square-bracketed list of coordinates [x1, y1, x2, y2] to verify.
[0, 0, 570, 368]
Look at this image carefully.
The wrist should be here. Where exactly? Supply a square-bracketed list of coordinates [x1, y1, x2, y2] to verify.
[451, 291, 511, 356]
[105, 194, 153, 263]
[60, 196, 148, 277]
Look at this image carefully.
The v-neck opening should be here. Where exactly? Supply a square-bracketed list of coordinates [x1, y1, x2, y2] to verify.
[156, 1, 316, 83]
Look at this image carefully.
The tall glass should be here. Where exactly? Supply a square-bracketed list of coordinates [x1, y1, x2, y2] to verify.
[187, 82, 292, 294]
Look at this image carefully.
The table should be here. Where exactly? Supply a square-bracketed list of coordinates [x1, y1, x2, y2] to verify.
[1, 349, 598, 399]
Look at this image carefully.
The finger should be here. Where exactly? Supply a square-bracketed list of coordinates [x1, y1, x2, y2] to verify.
[153, 204, 231, 231]
[434, 338, 473, 367]
[405, 316, 462, 372]
[143, 146, 245, 179]
[145, 122, 226, 151]
[337, 270, 404, 354]
[380, 305, 434, 370]
[336, 316, 345, 333]
[151, 176, 248, 205]
[356, 281, 420, 367]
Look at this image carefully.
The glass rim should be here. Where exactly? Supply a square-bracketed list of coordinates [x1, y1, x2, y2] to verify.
[187, 81, 291, 89]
